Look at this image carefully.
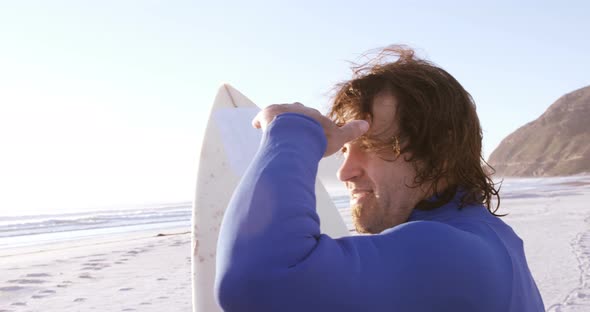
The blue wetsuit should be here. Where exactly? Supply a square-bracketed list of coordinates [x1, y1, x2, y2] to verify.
[215, 113, 545, 311]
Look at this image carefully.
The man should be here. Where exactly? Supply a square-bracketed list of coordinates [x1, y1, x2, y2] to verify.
[215, 46, 545, 311]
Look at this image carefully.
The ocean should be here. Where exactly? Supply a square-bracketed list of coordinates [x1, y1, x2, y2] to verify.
[0, 203, 192, 249]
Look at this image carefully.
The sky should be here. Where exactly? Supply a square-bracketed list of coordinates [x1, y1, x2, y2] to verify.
[0, 0, 589, 216]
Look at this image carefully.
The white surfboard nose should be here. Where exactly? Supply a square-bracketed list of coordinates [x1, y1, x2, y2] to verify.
[214, 84, 257, 109]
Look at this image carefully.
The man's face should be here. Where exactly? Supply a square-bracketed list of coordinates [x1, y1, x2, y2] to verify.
[337, 90, 429, 234]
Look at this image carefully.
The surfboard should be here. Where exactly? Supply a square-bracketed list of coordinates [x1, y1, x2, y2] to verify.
[192, 84, 349, 312]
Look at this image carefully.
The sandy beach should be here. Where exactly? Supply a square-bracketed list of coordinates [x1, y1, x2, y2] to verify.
[0, 228, 192, 312]
[500, 176, 590, 311]
[1, 176, 590, 311]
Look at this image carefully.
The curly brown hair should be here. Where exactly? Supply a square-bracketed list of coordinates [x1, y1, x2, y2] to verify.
[328, 45, 502, 215]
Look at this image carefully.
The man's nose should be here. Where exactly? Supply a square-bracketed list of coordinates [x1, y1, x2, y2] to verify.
[337, 152, 363, 182]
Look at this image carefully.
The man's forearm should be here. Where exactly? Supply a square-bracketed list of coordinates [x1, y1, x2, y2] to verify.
[215, 113, 326, 309]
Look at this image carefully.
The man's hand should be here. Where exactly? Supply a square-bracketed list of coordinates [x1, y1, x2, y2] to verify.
[252, 102, 369, 157]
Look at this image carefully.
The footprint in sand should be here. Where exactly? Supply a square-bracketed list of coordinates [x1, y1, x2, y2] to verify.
[121, 309, 136, 311]
[548, 225, 590, 311]
[57, 281, 73, 287]
[80, 262, 110, 271]
[157, 296, 169, 299]
[31, 295, 47, 299]
[78, 273, 93, 279]
[156, 278, 167, 281]
[39, 290, 56, 294]
[170, 240, 189, 247]
[7, 279, 47, 284]
[73, 298, 87, 302]
[0, 286, 25, 292]
[80, 266, 99, 270]
[25, 273, 51, 278]
[89, 253, 107, 257]
[10, 302, 26, 306]
[126, 249, 148, 256]
[140, 302, 152, 305]
[80, 266, 106, 271]
[119, 288, 134, 292]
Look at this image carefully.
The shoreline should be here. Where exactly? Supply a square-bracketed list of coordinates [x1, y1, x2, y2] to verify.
[0, 226, 190, 258]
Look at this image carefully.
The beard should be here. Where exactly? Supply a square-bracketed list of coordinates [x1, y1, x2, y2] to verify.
[351, 203, 372, 234]
[351, 195, 393, 234]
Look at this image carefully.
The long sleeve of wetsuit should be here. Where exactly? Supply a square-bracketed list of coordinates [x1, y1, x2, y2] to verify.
[214, 113, 512, 312]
